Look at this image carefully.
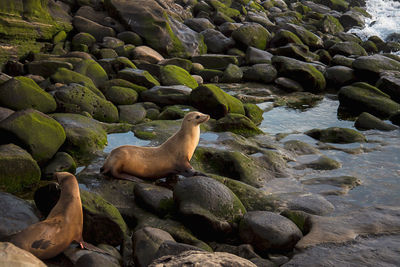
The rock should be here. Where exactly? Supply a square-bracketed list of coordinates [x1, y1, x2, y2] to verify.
[27, 60, 74, 78]
[106, 0, 206, 57]
[102, 37, 124, 49]
[352, 54, 400, 83]
[73, 16, 115, 42]
[154, 240, 204, 261]
[141, 85, 192, 106]
[133, 227, 175, 267]
[160, 65, 198, 89]
[275, 77, 304, 92]
[244, 103, 263, 125]
[197, 69, 224, 82]
[118, 68, 160, 88]
[318, 15, 344, 34]
[297, 155, 342, 170]
[50, 113, 107, 159]
[239, 211, 303, 251]
[51, 67, 104, 97]
[150, 251, 257, 267]
[0, 107, 13, 122]
[72, 32, 96, 51]
[232, 23, 271, 50]
[42, 152, 77, 180]
[116, 31, 142, 46]
[185, 18, 215, 33]
[192, 54, 239, 70]
[339, 11, 364, 29]
[0, 192, 39, 239]
[173, 176, 246, 237]
[102, 79, 146, 94]
[118, 104, 147, 124]
[283, 193, 335, 215]
[269, 29, 304, 48]
[103, 86, 138, 105]
[283, 23, 323, 49]
[0, 109, 65, 164]
[81, 190, 128, 247]
[302, 176, 362, 195]
[338, 82, 400, 118]
[158, 58, 193, 72]
[133, 46, 164, 64]
[242, 64, 277, 84]
[76, 5, 124, 33]
[329, 41, 367, 57]
[355, 112, 398, 131]
[158, 105, 196, 120]
[74, 59, 109, 88]
[134, 183, 173, 217]
[331, 54, 355, 68]
[0, 242, 46, 267]
[376, 72, 400, 103]
[390, 111, 400, 126]
[272, 56, 326, 93]
[0, 76, 56, 113]
[201, 29, 235, 53]
[54, 83, 119, 123]
[215, 114, 264, 137]
[325, 66, 355, 87]
[98, 57, 137, 77]
[246, 47, 273, 65]
[74, 251, 120, 267]
[284, 140, 319, 155]
[222, 64, 243, 83]
[190, 84, 245, 119]
[305, 127, 366, 143]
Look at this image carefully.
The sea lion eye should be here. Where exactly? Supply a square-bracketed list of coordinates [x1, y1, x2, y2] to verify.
[196, 115, 200, 119]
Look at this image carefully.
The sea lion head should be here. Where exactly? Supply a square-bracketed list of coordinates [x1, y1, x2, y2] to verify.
[53, 172, 74, 184]
[183, 111, 210, 126]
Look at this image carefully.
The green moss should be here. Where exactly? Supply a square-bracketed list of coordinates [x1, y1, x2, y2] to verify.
[74, 59, 109, 88]
[101, 79, 147, 94]
[214, 113, 263, 137]
[103, 86, 138, 105]
[305, 127, 366, 144]
[133, 130, 157, 140]
[244, 103, 263, 125]
[52, 30, 67, 44]
[160, 65, 198, 89]
[232, 23, 271, 50]
[158, 105, 196, 120]
[209, 0, 241, 18]
[319, 15, 344, 34]
[280, 210, 308, 233]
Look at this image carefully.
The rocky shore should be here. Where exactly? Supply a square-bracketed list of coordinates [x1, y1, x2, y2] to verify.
[1, 0, 400, 266]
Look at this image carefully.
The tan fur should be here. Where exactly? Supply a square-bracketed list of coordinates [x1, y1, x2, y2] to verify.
[10, 172, 83, 260]
[101, 111, 210, 180]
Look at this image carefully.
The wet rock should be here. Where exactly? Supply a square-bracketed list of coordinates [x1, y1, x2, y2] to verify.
[296, 206, 400, 249]
[201, 29, 235, 53]
[242, 64, 277, 84]
[154, 240, 204, 261]
[272, 56, 326, 93]
[118, 103, 147, 124]
[390, 111, 400, 126]
[339, 11, 364, 29]
[232, 23, 271, 50]
[306, 127, 366, 144]
[269, 29, 304, 48]
[74, 59, 109, 88]
[173, 176, 246, 238]
[81, 190, 128, 247]
[270, 43, 318, 62]
[42, 152, 76, 180]
[160, 65, 198, 89]
[283, 24, 323, 49]
[0, 242, 46, 267]
[158, 58, 193, 72]
[27, 60, 73, 78]
[185, 18, 215, 32]
[244, 103, 263, 125]
[239, 211, 303, 251]
[192, 54, 239, 70]
[141, 85, 192, 106]
[134, 183, 173, 217]
[302, 176, 361, 195]
[158, 105, 196, 120]
[338, 82, 400, 118]
[275, 77, 304, 92]
[352, 54, 400, 83]
[0, 76, 56, 113]
[0, 192, 39, 239]
[103, 86, 138, 105]
[246, 47, 273, 65]
[331, 54, 355, 68]
[150, 250, 257, 267]
[215, 113, 263, 137]
[133, 46, 164, 64]
[376, 71, 400, 103]
[72, 32, 96, 51]
[325, 66, 356, 87]
[318, 15, 344, 34]
[0, 109, 65, 164]
[102, 79, 146, 94]
[197, 69, 224, 82]
[133, 227, 175, 267]
[73, 16, 115, 42]
[118, 68, 160, 88]
[222, 64, 243, 83]
[283, 193, 335, 215]
[190, 84, 245, 119]
[284, 140, 319, 155]
[329, 41, 367, 57]
[297, 155, 342, 170]
[54, 83, 119, 123]
[74, 252, 120, 267]
[355, 112, 398, 131]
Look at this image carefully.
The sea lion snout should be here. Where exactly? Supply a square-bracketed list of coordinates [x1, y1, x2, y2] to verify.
[53, 172, 73, 183]
[198, 114, 210, 124]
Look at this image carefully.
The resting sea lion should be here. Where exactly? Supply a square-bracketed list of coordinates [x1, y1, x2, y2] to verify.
[101, 111, 210, 180]
[10, 172, 84, 260]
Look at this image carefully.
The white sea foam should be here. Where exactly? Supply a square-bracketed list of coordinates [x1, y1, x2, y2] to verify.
[348, 0, 400, 42]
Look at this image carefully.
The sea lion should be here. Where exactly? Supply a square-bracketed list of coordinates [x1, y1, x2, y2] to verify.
[101, 111, 210, 180]
[9, 172, 84, 260]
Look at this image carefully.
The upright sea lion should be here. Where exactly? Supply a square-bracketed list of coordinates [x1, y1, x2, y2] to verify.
[10, 172, 84, 260]
[101, 111, 210, 180]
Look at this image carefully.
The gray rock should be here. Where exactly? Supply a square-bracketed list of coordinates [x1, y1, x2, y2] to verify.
[73, 16, 116, 42]
[246, 47, 273, 65]
[133, 46, 164, 64]
[352, 54, 400, 83]
[302, 176, 362, 195]
[141, 85, 192, 106]
[329, 41, 367, 57]
[27, 60, 73, 78]
[325, 66, 356, 87]
[283, 23, 323, 49]
[339, 11, 364, 29]
[103, 86, 138, 105]
[185, 18, 215, 33]
[355, 112, 398, 131]
[134, 183, 173, 217]
[76, 6, 124, 33]
[102, 37, 124, 49]
[284, 140, 319, 155]
[42, 152, 77, 180]
[192, 54, 239, 70]
[275, 77, 304, 92]
[154, 240, 204, 261]
[306, 127, 367, 143]
[0, 107, 13, 122]
[74, 250, 121, 267]
[117, 31, 143, 46]
[331, 54, 355, 68]
[118, 104, 147, 124]
[243, 64, 277, 84]
[239, 211, 303, 251]
[284, 193, 335, 215]
[201, 29, 235, 53]
[232, 23, 272, 50]
[222, 63, 243, 83]
[0, 242, 46, 267]
[118, 68, 160, 88]
[376, 71, 400, 102]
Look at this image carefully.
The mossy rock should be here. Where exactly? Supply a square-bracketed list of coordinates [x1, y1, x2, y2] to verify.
[269, 30, 304, 48]
[299, 155, 342, 170]
[54, 83, 119, 123]
[352, 54, 400, 83]
[305, 127, 367, 143]
[159, 58, 193, 72]
[244, 103, 263, 125]
[338, 82, 400, 119]
[0, 109, 66, 164]
[81, 190, 128, 247]
[101, 79, 147, 94]
[42, 152, 77, 180]
[190, 84, 245, 119]
[329, 41, 367, 57]
[27, 60, 73, 78]
[318, 15, 344, 34]
[192, 55, 239, 70]
[160, 65, 198, 89]
[98, 57, 137, 77]
[0, 144, 41, 193]
[140, 85, 192, 106]
[51, 67, 104, 98]
[319, 0, 349, 12]
[222, 64, 243, 83]
[74, 59, 109, 88]
[158, 105, 197, 120]
[284, 23, 323, 49]
[284, 140, 320, 155]
[0, 76, 56, 113]
[214, 113, 263, 137]
[118, 68, 160, 88]
[53, 30, 67, 44]
[197, 69, 224, 82]
[103, 86, 138, 105]
[232, 23, 271, 50]
[72, 32, 96, 51]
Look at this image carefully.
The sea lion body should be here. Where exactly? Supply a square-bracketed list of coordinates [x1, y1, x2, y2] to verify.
[10, 172, 83, 260]
[101, 111, 210, 180]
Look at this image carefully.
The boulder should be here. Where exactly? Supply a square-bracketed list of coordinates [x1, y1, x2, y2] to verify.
[0, 242, 46, 267]
[0, 109, 65, 164]
[118, 68, 160, 88]
[158, 105, 196, 120]
[72, 32, 96, 51]
[54, 83, 119, 123]
[355, 112, 398, 131]
[275, 77, 304, 92]
[192, 54, 239, 70]
[269, 43, 317, 62]
[284, 140, 319, 155]
[269, 29, 304, 48]
[0, 107, 13, 122]
[154, 240, 204, 261]
[118, 104, 147, 124]
[245, 47, 273, 65]
[133, 46, 164, 64]
[318, 15, 344, 34]
[117, 31, 143, 46]
[325, 66, 356, 87]
[305, 127, 367, 143]
[103, 86, 138, 105]
[158, 58, 193, 72]
[174, 176, 246, 237]
[27, 60, 74, 78]
[284, 23, 323, 49]
[376, 72, 400, 103]
[134, 183, 173, 217]
[272, 56, 326, 93]
[232, 23, 271, 50]
[222, 64, 243, 83]
[141, 85, 192, 106]
[190, 84, 245, 119]
[0, 192, 39, 239]
[185, 18, 215, 33]
[390, 111, 400, 126]
[0, 76, 56, 113]
[329, 41, 367, 57]
[239, 211, 302, 251]
[297, 155, 342, 170]
[201, 29, 235, 53]
[74, 59, 109, 88]
[242, 64, 277, 84]
[42, 152, 77, 180]
[74, 251, 121, 267]
[339, 11, 364, 29]
[160, 65, 198, 89]
[214, 114, 263, 137]
[73, 16, 116, 41]
[338, 82, 400, 118]
[352, 55, 400, 83]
